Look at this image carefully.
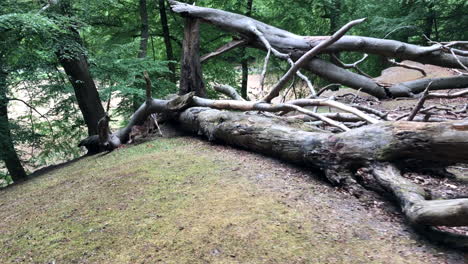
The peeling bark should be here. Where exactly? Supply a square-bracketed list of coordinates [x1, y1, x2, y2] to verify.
[179, 17, 206, 97]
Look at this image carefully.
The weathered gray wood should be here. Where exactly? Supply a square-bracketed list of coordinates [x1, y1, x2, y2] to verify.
[168, 1, 468, 69]
[176, 107, 468, 247]
[168, 1, 468, 99]
[79, 93, 195, 153]
[179, 17, 206, 97]
[178, 108, 468, 166]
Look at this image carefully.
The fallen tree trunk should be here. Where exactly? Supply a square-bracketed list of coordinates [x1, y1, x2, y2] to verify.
[168, 1, 468, 99]
[79, 92, 468, 248]
[177, 107, 468, 248]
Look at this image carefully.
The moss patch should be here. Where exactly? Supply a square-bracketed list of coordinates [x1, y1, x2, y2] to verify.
[0, 138, 464, 263]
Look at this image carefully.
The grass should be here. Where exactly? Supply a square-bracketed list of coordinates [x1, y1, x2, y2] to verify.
[0, 137, 463, 263]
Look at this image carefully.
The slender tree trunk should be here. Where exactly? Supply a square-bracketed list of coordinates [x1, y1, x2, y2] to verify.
[240, 0, 253, 99]
[327, 0, 341, 34]
[133, 0, 151, 110]
[179, 17, 206, 97]
[0, 68, 27, 182]
[138, 0, 149, 59]
[158, 0, 177, 83]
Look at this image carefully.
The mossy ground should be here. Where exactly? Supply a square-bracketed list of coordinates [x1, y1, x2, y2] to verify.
[0, 137, 466, 263]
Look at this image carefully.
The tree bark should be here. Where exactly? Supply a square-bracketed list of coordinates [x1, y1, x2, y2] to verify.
[168, 1, 468, 99]
[176, 107, 468, 248]
[179, 17, 206, 97]
[56, 28, 105, 136]
[78, 91, 468, 247]
[158, 0, 177, 83]
[57, 51, 105, 136]
[138, 0, 149, 59]
[0, 69, 27, 182]
[132, 0, 151, 111]
[240, 0, 253, 99]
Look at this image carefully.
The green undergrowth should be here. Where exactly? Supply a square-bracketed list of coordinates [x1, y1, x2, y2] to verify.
[0, 137, 458, 263]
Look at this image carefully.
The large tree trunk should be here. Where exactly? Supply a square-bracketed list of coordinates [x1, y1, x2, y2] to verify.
[56, 27, 105, 136]
[0, 69, 27, 182]
[57, 51, 105, 136]
[55, 3, 105, 136]
[78, 91, 468, 248]
[168, 1, 468, 99]
[158, 0, 177, 83]
[179, 17, 206, 97]
[177, 107, 468, 248]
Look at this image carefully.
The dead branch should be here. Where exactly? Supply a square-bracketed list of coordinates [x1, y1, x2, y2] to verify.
[262, 18, 366, 103]
[287, 98, 380, 124]
[332, 53, 372, 78]
[200, 39, 248, 63]
[426, 89, 468, 99]
[388, 59, 427, 76]
[287, 58, 316, 96]
[143, 71, 152, 99]
[213, 83, 245, 101]
[407, 82, 432, 121]
[7, 97, 54, 135]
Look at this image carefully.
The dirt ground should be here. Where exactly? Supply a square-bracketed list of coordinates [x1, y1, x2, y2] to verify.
[1, 135, 467, 263]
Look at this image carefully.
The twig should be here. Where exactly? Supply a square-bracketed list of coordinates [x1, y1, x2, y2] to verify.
[150, 113, 164, 136]
[426, 88, 468, 99]
[332, 53, 372, 78]
[352, 104, 389, 120]
[287, 98, 380, 124]
[407, 81, 433, 121]
[287, 58, 316, 96]
[316, 83, 341, 96]
[388, 59, 427, 76]
[200, 39, 248, 63]
[285, 104, 350, 131]
[7, 97, 54, 135]
[449, 49, 468, 72]
[249, 25, 289, 96]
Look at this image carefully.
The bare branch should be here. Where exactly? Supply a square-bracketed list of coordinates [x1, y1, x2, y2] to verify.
[331, 53, 372, 78]
[388, 59, 427, 76]
[426, 88, 468, 99]
[262, 18, 366, 102]
[287, 58, 316, 96]
[316, 83, 341, 96]
[7, 97, 54, 134]
[213, 83, 245, 101]
[200, 39, 248, 63]
[192, 97, 350, 131]
[407, 81, 432, 121]
[288, 98, 380, 124]
[449, 48, 468, 72]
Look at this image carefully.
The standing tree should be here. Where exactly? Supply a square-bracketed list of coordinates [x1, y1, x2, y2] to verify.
[0, 68, 26, 182]
[240, 0, 253, 99]
[54, 1, 105, 136]
[158, 0, 177, 83]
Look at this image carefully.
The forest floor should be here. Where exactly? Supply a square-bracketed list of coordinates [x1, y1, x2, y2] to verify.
[1, 134, 467, 263]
